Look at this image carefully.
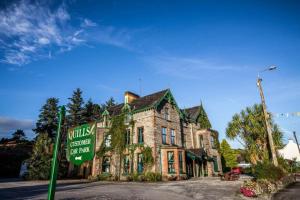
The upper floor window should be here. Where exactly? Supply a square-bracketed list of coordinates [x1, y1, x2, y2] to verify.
[210, 136, 216, 149]
[138, 127, 144, 144]
[164, 107, 169, 120]
[105, 134, 111, 147]
[170, 129, 175, 145]
[125, 129, 131, 145]
[167, 151, 175, 174]
[162, 127, 167, 144]
[199, 135, 204, 148]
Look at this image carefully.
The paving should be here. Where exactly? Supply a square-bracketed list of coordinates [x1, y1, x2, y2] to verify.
[0, 177, 244, 200]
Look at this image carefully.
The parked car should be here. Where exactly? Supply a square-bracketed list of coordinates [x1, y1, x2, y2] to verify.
[231, 167, 242, 174]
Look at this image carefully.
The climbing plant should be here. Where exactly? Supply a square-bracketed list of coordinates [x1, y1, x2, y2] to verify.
[141, 146, 154, 171]
[198, 103, 212, 129]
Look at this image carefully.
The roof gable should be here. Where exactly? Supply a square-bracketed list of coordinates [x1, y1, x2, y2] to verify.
[107, 89, 183, 118]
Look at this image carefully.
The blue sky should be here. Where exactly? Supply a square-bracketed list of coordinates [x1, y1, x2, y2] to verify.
[0, 0, 300, 148]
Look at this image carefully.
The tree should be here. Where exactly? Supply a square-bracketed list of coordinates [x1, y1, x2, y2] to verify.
[104, 97, 116, 109]
[198, 103, 212, 129]
[220, 139, 238, 171]
[67, 88, 84, 127]
[27, 133, 52, 180]
[34, 98, 59, 139]
[226, 104, 283, 165]
[82, 99, 102, 123]
[12, 129, 26, 141]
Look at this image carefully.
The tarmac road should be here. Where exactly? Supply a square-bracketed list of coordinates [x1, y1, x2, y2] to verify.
[0, 178, 243, 200]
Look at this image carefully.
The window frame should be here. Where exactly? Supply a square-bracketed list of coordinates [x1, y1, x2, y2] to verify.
[179, 151, 183, 174]
[167, 151, 175, 174]
[162, 127, 167, 144]
[137, 127, 144, 144]
[210, 136, 216, 149]
[104, 134, 111, 148]
[199, 135, 204, 148]
[170, 129, 175, 145]
[164, 107, 169, 120]
[137, 153, 144, 174]
[125, 129, 131, 145]
[102, 156, 110, 173]
[123, 155, 130, 175]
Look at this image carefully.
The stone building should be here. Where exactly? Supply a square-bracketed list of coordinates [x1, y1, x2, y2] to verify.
[71, 89, 222, 179]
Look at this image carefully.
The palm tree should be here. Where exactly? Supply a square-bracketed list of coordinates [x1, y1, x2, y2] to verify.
[226, 104, 283, 165]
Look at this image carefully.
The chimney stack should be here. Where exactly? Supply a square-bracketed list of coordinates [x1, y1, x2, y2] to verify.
[124, 91, 140, 104]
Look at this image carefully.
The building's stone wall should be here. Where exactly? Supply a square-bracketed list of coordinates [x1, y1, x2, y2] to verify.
[85, 97, 222, 179]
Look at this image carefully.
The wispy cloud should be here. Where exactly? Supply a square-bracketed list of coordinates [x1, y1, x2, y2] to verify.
[143, 55, 248, 79]
[96, 83, 120, 93]
[0, 116, 34, 138]
[0, 0, 136, 66]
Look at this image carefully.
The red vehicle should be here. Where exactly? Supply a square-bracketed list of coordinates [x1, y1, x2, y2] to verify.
[231, 167, 242, 174]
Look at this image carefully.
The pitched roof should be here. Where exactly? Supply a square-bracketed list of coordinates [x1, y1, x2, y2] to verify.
[108, 89, 169, 116]
[183, 106, 200, 121]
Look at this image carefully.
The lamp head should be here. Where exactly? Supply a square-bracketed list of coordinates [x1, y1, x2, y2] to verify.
[268, 65, 277, 71]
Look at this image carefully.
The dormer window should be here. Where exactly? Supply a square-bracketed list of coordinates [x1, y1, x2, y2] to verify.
[164, 107, 169, 120]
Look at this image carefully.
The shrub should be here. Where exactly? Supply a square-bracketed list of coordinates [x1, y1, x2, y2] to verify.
[168, 175, 177, 181]
[179, 174, 188, 180]
[126, 174, 133, 181]
[145, 172, 162, 182]
[257, 179, 276, 194]
[138, 174, 146, 182]
[88, 175, 98, 182]
[97, 173, 112, 181]
[254, 162, 286, 181]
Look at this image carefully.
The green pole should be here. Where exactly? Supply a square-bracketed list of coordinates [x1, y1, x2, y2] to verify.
[47, 106, 65, 200]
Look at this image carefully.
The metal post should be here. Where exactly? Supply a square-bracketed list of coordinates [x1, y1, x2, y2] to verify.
[47, 106, 65, 200]
[257, 78, 278, 166]
[293, 131, 300, 154]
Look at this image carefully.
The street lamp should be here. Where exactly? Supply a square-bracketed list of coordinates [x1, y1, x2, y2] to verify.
[257, 66, 278, 166]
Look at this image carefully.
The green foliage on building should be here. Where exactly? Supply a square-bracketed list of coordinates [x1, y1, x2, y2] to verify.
[198, 103, 212, 129]
[220, 139, 238, 171]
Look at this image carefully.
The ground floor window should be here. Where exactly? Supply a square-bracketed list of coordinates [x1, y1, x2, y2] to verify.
[102, 157, 110, 173]
[179, 151, 183, 173]
[137, 153, 143, 173]
[123, 156, 130, 174]
[213, 156, 218, 172]
[167, 151, 175, 174]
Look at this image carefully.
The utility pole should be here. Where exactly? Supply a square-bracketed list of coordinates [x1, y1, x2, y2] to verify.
[293, 131, 300, 154]
[257, 78, 278, 166]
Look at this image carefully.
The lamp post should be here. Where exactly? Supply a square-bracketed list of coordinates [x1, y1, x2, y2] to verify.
[257, 66, 278, 166]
